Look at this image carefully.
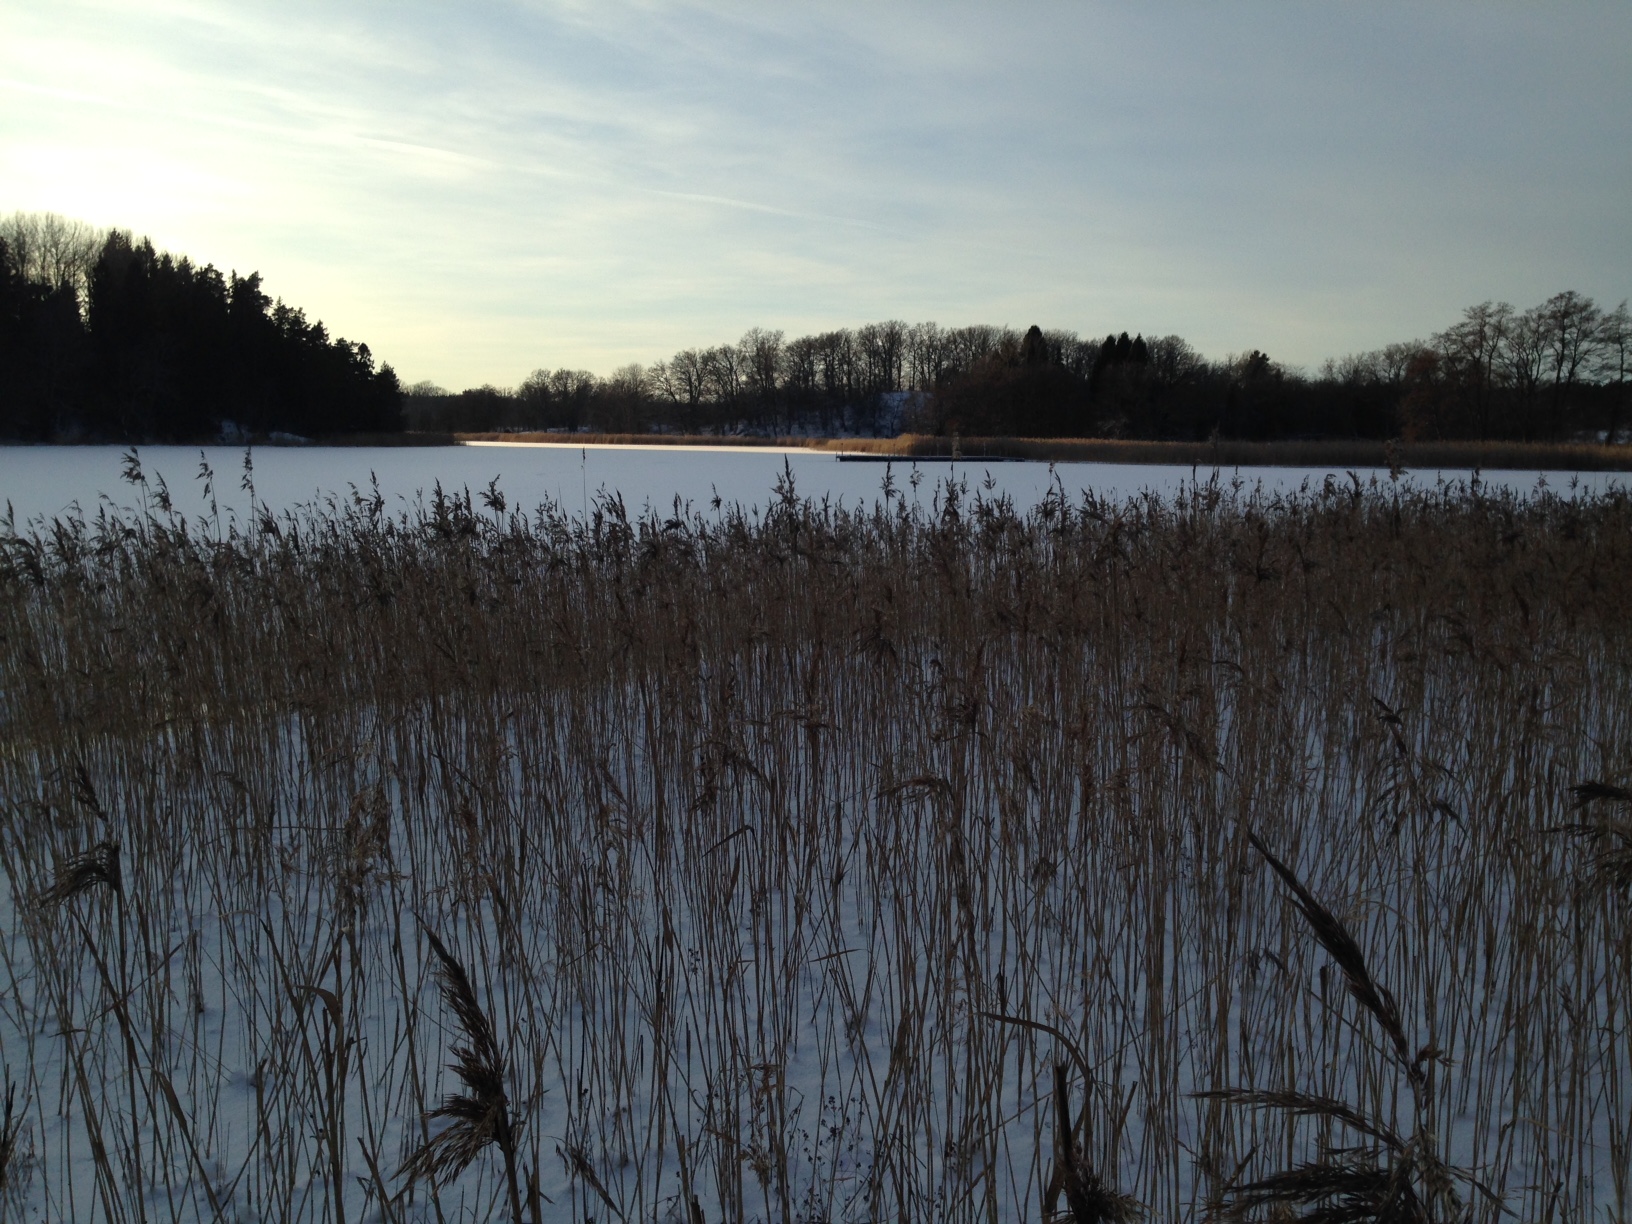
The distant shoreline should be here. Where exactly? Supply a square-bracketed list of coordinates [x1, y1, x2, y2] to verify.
[8, 433, 1629, 472]
[455, 432, 1632, 472]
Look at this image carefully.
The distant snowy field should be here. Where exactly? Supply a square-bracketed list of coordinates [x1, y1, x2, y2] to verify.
[0, 443, 1624, 528]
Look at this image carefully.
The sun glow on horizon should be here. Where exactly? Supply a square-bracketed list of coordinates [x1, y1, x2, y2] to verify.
[3, 1, 1628, 389]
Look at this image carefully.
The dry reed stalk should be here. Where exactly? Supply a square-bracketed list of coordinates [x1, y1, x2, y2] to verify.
[1556, 781, 1632, 894]
[35, 840, 120, 907]
[1246, 832, 1418, 1079]
[1200, 836, 1471, 1223]
[69, 910, 229, 1219]
[1043, 1063, 1142, 1224]
[0, 1071, 24, 1194]
[399, 919, 525, 1224]
[1, 469, 1630, 1219]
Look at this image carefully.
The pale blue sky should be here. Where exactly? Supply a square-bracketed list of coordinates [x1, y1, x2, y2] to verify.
[3, 1, 1628, 389]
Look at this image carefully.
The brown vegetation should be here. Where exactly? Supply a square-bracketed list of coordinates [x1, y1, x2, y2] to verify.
[417, 293, 1632, 445]
[0, 467, 1629, 1220]
[456, 430, 1632, 471]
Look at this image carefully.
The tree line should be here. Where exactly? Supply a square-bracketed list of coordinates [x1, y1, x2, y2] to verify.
[0, 212, 402, 442]
[411, 294, 1629, 443]
[1349, 293, 1630, 444]
[4, 211, 1624, 444]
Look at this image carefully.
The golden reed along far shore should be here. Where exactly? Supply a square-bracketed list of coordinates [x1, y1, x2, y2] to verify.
[451, 431, 1632, 471]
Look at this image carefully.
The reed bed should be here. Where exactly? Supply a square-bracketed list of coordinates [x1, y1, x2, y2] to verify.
[830, 434, 1632, 471]
[0, 461, 1628, 1222]
[454, 431, 1632, 471]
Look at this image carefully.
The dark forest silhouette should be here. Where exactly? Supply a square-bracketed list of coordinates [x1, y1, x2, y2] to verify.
[409, 302, 1629, 445]
[1, 214, 401, 441]
[3, 212, 1626, 445]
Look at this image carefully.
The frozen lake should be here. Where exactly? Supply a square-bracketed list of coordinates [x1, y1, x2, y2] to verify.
[0, 441, 1622, 529]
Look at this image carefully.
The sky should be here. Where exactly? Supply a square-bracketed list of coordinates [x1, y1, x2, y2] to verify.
[3, 1, 1629, 390]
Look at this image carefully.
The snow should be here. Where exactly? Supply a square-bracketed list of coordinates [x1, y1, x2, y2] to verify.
[0, 442, 1623, 530]
[0, 459, 1626, 1221]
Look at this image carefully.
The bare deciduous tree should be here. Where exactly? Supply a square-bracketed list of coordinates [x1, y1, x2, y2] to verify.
[1539, 290, 1604, 437]
[1435, 300, 1512, 438]
[1503, 305, 1549, 438]
[738, 327, 785, 427]
[1, 211, 106, 312]
[1596, 301, 1630, 442]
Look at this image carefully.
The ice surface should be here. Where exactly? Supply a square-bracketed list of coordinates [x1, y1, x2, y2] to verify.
[0, 442, 1621, 529]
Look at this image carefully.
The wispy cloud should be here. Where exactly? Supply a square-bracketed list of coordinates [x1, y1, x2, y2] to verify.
[3, 0, 1628, 386]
